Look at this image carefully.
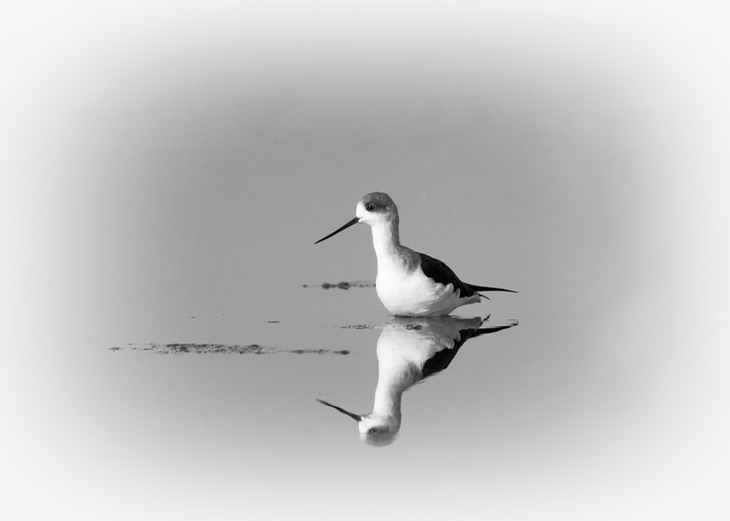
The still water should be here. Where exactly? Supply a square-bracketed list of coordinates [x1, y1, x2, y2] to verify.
[5, 265, 722, 520]
[3, 4, 728, 520]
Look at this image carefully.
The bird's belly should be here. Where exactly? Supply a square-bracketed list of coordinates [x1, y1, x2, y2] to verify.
[376, 269, 475, 316]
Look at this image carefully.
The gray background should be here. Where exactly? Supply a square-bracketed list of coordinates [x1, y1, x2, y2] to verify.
[2, 1, 728, 520]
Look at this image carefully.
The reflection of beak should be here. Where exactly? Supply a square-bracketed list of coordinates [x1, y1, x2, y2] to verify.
[314, 217, 360, 244]
[316, 399, 363, 422]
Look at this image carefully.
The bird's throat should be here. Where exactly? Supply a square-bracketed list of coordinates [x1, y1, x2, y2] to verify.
[371, 220, 402, 263]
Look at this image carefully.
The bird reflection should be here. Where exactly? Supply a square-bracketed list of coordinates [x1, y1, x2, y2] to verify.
[317, 315, 517, 446]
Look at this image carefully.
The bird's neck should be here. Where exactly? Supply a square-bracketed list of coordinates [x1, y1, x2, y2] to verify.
[370, 218, 403, 265]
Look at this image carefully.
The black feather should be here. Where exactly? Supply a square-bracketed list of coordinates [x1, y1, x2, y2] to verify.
[417, 252, 477, 297]
[418, 252, 517, 296]
[466, 283, 518, 293]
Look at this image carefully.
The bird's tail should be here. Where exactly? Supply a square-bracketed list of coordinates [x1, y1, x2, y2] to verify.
[467, 284, 518, 293]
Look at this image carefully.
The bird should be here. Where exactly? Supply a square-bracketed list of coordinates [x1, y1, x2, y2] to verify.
[315, 192, 516, 316]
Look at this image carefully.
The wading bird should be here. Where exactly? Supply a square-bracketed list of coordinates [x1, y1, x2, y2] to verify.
[315, 192, 515, 316]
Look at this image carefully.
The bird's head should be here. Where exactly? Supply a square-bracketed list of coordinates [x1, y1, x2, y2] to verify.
[355, 192, 399, 227]
[314, 191, 398, 244]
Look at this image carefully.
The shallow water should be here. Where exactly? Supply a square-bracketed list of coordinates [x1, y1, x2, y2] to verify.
[4, 271, 724, 520]
[3, 4, 729, 520]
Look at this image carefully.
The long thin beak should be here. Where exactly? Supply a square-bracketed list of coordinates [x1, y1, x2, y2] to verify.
[314, 217, 360, 244]
[316, 399, 363, 422]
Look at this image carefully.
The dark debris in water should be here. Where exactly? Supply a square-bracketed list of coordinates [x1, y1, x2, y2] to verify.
[404, 324, 424, 330]
[301, 281, 375, 290]
[338, 323, 376, 330]
[290, 348, 350, 355]
[111, 343, 350, 355]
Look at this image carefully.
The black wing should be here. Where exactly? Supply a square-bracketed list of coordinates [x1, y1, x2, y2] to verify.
[418, 252, 517, 296]
[418, 252, 477, 297]
[466, 283, 517, 293]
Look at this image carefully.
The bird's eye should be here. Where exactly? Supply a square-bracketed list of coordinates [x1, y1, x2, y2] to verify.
[365, 204, 375, 212]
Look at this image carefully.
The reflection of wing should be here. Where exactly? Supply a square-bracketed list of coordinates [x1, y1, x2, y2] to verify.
[420, 321, 518, 380]
[421, 344, 462, 379]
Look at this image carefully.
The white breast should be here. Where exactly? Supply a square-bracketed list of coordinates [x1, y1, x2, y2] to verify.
[376, 264, 474, 316]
